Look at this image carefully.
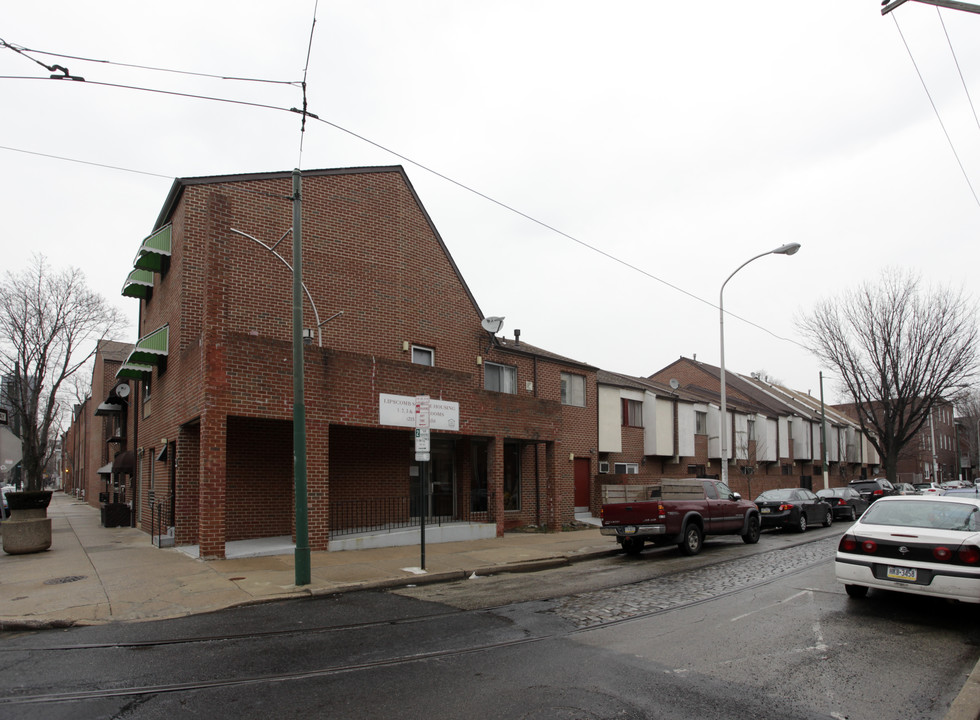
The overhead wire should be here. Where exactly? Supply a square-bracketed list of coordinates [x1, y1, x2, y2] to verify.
[297, 1, 320, 167]
[0, 35, 805, 351]
[890, 12, 980, 209]
[935, 7, 980, 133]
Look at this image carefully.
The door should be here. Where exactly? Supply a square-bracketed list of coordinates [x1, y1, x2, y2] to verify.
[574, 458, 591, 509]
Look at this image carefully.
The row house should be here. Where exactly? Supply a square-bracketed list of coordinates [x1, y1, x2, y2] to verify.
[593, 357, 878, 502]
[95, 166, 597, 559]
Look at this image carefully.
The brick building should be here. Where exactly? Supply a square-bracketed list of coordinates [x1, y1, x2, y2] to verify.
[109, 166, 598, 559]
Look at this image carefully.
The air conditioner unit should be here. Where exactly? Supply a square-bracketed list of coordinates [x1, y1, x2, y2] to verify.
[599, 461, 610, 474]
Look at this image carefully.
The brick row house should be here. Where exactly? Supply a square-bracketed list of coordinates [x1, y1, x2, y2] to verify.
[82, 166, 598, 559]
[594, 357, 879, 502]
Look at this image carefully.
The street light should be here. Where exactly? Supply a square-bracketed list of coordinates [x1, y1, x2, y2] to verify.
[719, 242, 801, 486]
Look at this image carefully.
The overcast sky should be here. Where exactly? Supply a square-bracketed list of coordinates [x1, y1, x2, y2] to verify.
[3, 1, 979, 403]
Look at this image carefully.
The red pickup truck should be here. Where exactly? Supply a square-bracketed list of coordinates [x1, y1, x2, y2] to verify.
[600, 478, 762, 556]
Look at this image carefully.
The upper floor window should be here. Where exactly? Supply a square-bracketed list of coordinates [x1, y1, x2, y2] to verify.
[412, 345, 434, 366]
[622, 399, 643, 427]
[747, 419, 756, 442]
[695, 411, 708, 435]
[560, 373, 586, 407]
[484, 362, 516, 394]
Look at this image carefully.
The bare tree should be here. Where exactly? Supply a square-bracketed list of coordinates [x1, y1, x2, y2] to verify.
[0, 255, 125, 492]
[800, 269, 979, 483]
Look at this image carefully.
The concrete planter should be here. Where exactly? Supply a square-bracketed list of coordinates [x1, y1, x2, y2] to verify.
[2, 491, 53, 555]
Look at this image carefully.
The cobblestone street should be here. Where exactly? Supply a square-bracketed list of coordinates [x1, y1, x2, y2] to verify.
[550, 536, 838, 627]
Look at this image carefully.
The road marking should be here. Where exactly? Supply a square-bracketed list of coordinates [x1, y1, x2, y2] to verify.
[730, 589, 810, 622]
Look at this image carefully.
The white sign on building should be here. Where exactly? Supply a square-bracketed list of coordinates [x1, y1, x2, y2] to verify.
[378, 393, 460, 431]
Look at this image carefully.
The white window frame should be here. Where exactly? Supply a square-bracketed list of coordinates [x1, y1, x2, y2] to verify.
[695, 411, 708, 435]
[560, 372, 586, 407]
[484, 362, 517, 394]
[614, 462, 639, 475]
[411, 345, 434, 366]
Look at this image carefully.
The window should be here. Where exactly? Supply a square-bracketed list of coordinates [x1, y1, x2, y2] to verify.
[747, 419, 756, 442]
[142, 377, 151, 419]
[484, 362, 516, 394]
[560, 373, 586, 407]
[622, 399, 643, 427]
[687, 464, 707, 477]
[412, 345, 434, 366]
[614, 462, 639, 474]
[695, 411, 708, 435]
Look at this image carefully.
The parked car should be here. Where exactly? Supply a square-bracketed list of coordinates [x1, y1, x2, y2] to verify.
[835, 495, 980, 603]
[755, 488, 833, 533]
[894, 483, 918, 495]
[848, 478, 898, 504]
[816, 487, 869, 521]
[913, 482, 944, 495]
[941, 486, 980, 499]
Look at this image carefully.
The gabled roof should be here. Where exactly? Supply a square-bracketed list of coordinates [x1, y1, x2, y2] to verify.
[741, 376, 860, 429]
[152, 165, 485, 321]
[493, 336, 596, 371]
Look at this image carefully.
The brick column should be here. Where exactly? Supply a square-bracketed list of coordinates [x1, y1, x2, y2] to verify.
[491, 435, 505, 537]
[545, 441, 560, 530]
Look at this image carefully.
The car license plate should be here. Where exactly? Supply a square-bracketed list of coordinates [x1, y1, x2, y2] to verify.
[623, 526, 637, 535]
[760, 508, 770, 514]
[887, 566, 917, 582]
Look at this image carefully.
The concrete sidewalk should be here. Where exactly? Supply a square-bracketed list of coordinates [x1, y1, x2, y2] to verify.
[0, 492, 614, 630]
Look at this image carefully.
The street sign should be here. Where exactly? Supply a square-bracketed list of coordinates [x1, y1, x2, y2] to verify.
[415, 395, 430, 429]
[415, 427, 430, 452]
[414, 452, 430, 462]
[0, 408, 7, 426]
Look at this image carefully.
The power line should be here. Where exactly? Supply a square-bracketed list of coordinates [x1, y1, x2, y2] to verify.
[891, 13, 980, 208]
[935, 7, 980, 133]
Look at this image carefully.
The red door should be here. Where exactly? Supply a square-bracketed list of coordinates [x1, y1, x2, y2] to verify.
[574, 458, 591, 508]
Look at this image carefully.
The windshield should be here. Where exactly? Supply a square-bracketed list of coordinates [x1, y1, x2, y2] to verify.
[757, 489, 795, 502]
[861, 500, 979, 532]
[817, 489, 843, 498]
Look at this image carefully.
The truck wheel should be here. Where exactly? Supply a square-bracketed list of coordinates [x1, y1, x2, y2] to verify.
[823, 510, 833, 528]
[678, 524, 703, 556]
[741, 514, 761, 544]
[621, 537, 644, 556]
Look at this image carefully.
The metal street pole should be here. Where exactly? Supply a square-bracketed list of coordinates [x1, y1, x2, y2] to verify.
[719, 243, 801, 486]
[819, 371, 829, 490]
[292, 169, 311, 586]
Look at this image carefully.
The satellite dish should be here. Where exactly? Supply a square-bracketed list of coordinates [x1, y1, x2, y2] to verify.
[481, 316, 505, 334]
[669, 379, 680, 390]
[114, 383, 131, 398]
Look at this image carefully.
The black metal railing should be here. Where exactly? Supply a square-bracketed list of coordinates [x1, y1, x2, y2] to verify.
[329, 496, 489, 538]
[151, 499, 174, 548]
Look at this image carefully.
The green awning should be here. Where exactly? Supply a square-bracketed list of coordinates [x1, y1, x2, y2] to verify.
[115, 362, 154, 380]
[121, 268, 154, 298]
[133, 225, 172, 272]
[125, 324, 169, 366]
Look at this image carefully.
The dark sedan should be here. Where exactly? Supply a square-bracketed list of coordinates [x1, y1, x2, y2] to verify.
[755, 488, 833, 533]
[816, 487, 869, 521]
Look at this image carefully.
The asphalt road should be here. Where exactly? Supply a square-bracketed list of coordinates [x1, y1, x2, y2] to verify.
[0, 527, 977, 719]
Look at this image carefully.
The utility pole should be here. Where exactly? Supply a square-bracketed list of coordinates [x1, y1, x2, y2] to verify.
[819, 372, 830, 490]
[882, 0, 980, 15]
[292, 169, 311, 586]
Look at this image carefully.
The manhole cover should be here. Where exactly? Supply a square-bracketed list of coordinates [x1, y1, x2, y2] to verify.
[44, 575, 87, 585]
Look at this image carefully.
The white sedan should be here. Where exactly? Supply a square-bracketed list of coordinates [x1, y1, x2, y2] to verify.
[835, 495, 980, 603]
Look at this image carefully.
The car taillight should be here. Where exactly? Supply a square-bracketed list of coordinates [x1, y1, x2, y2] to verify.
[657, 502, 666, 520]
[837, 499, 847, 506]
[839, 536, 858, 552]
[958, 546, 980, 564]
[861, 540, 877, 553]
[872, 489, 884, 497]
[778, 503, 795, 512]
[932, 546, 953, 561]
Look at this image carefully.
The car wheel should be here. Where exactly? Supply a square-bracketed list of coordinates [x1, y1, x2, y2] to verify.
[845, 584, 868, 599]
[741, 514, 761, 545]
[796, 513, 808, 533]
[621, 537, 644, 556]
[823, 509, 833, 527]
[848, 506, 856, 521]
[678, 523, 703, 556]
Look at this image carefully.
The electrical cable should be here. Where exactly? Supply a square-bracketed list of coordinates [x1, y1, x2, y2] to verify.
[935, 7, 980, 133]
[891, 13, 980, 209]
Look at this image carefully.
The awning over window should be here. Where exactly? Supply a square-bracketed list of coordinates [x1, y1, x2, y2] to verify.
[133, 225, 172, 272]
[96, 463, 113, 476]
[112, 450, 135, 474]
[124, 324, 169, 367]
[122, 268, 154, 299]
[115, 362, 153, 380]
[95, 402, 122, 416]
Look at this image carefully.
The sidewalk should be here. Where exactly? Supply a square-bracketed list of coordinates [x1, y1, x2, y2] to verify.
[0, 492, 614, 630]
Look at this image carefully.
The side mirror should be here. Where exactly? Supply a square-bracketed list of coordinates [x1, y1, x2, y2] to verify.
[732, 492, 742, 501]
